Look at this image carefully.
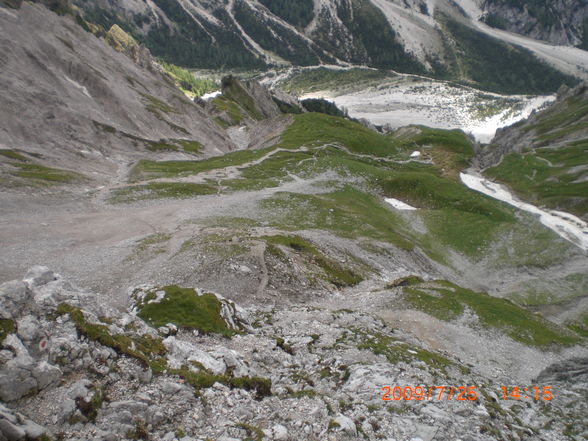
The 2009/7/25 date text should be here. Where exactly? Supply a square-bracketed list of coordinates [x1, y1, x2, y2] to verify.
[381, 386, 553, 401]
[381, 386, 477, 401]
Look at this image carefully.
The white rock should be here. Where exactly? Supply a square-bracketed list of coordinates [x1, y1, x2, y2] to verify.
[23, 266, 55, 287]
[334, 415, 356, 435]
[272, 424, 288, 440]
[16, 315, 39, 342]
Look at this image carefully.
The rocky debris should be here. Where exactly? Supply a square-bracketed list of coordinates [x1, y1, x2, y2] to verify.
[0, 402, 46, 440]
[0, 268, 586, 440]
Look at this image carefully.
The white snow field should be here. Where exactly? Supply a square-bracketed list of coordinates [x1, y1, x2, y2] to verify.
[385, 197, 418, 210]
[460, 173, 588, 252]
[303, 79, 554, 143]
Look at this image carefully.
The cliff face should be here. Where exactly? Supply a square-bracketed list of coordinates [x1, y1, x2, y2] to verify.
[482, 0, 588, 47]
[0, 2, 235, 184]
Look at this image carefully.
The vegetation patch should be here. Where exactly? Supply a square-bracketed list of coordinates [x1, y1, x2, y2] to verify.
[134, 286, 236, 336]
[277, 67, 395, 95]
[263, 235, 363, 287]
[276, 113, 400, 157]
[259, 188, 414, 250]
[0, 149, 29, 162]
[159, 61, 218, 98]
[110, 182, 216, 203]
[140, 92, 177, 115]
[0, 319, 15, 343]
[358, 331, 455, 374]
[485, 142, 588, 217]
[11, 163, 84, 184]
[129, 147, 272, 182]
[402, 281, 581, 347]
[54, 304, 166, 369]
[441, 15, 578, 94]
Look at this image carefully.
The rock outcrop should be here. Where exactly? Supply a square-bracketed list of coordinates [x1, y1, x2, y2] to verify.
[1, 268, 587, 440]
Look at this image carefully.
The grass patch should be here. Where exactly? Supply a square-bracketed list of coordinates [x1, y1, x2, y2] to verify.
[358, 331, 456, 374]
[110, 182, 216, 203]
[277, 113, 400, 157]
[134, 233, 171, 255]
[403, 281, 581, 347]
[277, 67, 395, 94]
[12, 163, 83, 184]
[159, 61, 218, 98]
[237, 423, 265, 441]
[0, 319, 15, 343]
[140, 92, 177, 114]
[260, 187, 414, 250]
[0, 149, 29, 162]
[213, 96, 244, 125]
[263, 235, 363, 287]
[135, 286, 236, 336]
[129, 147, 272, 182]
[485, 142, 588, 217]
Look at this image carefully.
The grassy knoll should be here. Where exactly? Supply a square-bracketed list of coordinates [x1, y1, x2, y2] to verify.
[403, 281, 581, 347]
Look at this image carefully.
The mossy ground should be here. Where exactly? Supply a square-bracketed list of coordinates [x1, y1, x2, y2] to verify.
[9, 163, 84, 185]
[402, 281, 581, 347]
[0, 319, 15, 343]
[136, 286, 235, 336]
[110, 182, 216, 203]
[486, 141, 588, 218]
[263, 235, 363, 287]
[55, 304, 167, 369]
[357, 331, 457, 375]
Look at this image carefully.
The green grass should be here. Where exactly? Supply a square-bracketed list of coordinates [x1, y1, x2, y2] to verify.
[276, 113, 400, 157]
[0, 319, 15, 343]
[263, 235, 363, 287]
[144, 139, 203, 154]
[277, 67, 395, 94]
[358, 331, 456, 374]
[403, 281, 581, 347]
[259, 187, 414, 250]
[159, 61, 218, 97]
[0, 149, 29, 161]
[525, 96, 588, 139]
[222, 77, 264, 120]
[135, 286, 236, 336]
[129, 147, 273, 182]
[12, 163, 83, 184]
[213, 96, 245, 125]
[140, 92, 177, 114]
[485, 141, 588, 217]
[110, 182, 216, 203]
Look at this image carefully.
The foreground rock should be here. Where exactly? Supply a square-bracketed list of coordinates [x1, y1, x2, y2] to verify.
[0, 268, 586, 440]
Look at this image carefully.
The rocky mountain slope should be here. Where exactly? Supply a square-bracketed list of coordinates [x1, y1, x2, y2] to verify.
[481, 0, 588, 48]
[1, 2, 588, 441]
[480, 82, 588, 221]
[0, 1, 236, 187]
[62, 0, 588, 93]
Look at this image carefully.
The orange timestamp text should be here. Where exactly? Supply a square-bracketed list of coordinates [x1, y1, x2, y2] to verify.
[381, 385, 477, 401]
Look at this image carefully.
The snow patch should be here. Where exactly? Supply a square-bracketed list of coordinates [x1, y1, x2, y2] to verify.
[201, 90, 221, 100]
[460, 173, 588, 252]
[64, 75, 92, 99]
[385, 198, 417, 211]
[303, 78, 554, 143]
